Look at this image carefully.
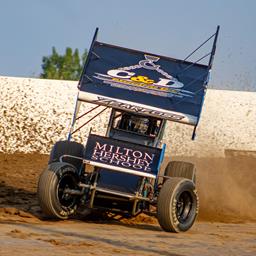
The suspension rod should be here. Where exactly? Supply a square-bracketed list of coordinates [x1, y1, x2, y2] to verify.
[71, 107, 108, 135]
[76, 105, 100, 121]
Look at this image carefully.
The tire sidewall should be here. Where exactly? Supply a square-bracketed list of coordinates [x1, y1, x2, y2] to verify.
[171, 180, 198, 232]
[50, 163, 79, 219]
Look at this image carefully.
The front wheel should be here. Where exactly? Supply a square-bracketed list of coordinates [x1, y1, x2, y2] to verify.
[157, 177, 199, 232]
[37, 162, 81, 219]
[164, 161, 196, 184]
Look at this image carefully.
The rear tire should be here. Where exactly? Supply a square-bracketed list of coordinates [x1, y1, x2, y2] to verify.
[49, 140, 84, 171]
[157, 178, 199, 232]
[165, 161, 196, 183]
[38, 162, 81, 219]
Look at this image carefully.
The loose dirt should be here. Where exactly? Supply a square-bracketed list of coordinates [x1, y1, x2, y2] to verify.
[0, 153, 255, 255]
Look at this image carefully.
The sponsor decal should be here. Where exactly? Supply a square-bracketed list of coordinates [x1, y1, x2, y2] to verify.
[85, 135, 161, 174]
[93, 55, 194, 98]
[93, 97, 185, 121]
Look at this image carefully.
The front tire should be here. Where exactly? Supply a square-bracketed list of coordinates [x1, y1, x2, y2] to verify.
[157, 177, 199, 232]
[38, 162, 81, 219]
[49, 140, 84, 171]
[165, 161, 196, 184]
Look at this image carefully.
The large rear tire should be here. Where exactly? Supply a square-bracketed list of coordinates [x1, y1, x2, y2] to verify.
[157, 177, 199, 232]
[38, 162, 81, 219]
[49, 140, 84, 171]
[164, 161, 196, 183]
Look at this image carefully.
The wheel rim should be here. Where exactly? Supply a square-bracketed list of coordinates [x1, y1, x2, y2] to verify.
[176, 191, 193, 223]
[57, 173, 78, 209]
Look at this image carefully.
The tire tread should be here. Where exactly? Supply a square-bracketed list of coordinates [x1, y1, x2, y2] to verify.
[165, 161, 196, 183]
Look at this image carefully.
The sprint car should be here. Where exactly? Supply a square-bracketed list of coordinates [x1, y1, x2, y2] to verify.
[38, 26, 219, 232]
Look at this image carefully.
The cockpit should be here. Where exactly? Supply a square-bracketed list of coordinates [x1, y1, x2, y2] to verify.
[107, 110, 165, 146]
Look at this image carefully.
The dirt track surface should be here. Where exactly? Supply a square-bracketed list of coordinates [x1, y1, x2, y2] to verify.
[0, 153, 256, 255]
[1, 220, 255, 256]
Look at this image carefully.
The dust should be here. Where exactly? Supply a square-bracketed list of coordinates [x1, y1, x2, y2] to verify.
[170, 156, 256, 222]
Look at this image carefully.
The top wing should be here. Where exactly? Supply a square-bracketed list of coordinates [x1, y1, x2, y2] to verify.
[78, 26, 219, 128]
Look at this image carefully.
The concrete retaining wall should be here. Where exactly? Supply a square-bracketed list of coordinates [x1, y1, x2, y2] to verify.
[0, 76, 255, 156]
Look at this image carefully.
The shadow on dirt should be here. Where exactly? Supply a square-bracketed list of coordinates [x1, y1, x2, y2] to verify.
[0, 181, 161, 231]
[0, 182, 43, 219]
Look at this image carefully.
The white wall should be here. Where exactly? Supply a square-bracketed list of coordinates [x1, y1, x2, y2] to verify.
[0, 76, 255, 156]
